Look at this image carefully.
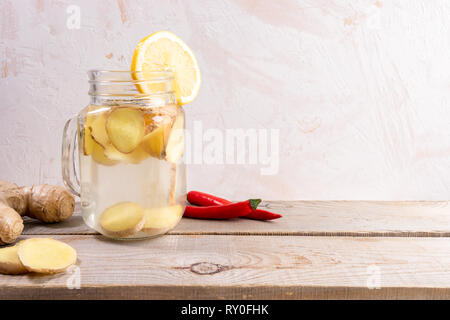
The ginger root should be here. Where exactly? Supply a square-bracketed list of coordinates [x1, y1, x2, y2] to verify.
[0, 180, 75, 245]
[0, 206, 24, 245]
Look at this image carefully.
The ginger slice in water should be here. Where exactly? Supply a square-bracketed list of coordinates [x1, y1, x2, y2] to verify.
[90, 112, 110, 148]
[142, 205, 183, 235]
[89, 110, 147, 164]
[124, 145, 150, 164]
[0, 243, 28, 275]
[106, 107, 145, 153]
[83, 107, 98, 155]
[165, 113, 185, 163]
[141, 123, 171, 158]
[99, 202, 145, 238]
[83, 127, 95, 156]
[141, 107, 175, 158]
[17, 238, 77, 274]
[103, 144, 149, 164]
[91, 138, 118, 166]
[84, 107, 115, 164]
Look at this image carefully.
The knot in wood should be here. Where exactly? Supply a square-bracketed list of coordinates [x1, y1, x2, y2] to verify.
[190, 262, 229, 275]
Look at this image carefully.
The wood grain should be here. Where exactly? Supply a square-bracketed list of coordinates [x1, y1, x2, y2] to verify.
[1, 235, 450, 299]
[23, 201, 450, 237]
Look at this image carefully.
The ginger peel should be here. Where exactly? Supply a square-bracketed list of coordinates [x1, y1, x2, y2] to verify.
[0, 180, 75, 245]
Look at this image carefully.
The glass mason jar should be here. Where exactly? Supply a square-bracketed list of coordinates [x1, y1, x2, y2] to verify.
[62, 70, 186, 240]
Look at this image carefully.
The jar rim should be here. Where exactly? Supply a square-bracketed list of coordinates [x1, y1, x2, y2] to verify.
[87, 69, 174, 83]
[87, 69, 176, 101]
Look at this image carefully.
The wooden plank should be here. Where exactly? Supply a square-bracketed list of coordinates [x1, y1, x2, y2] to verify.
[1, 235, 450, 299]
[23, 201, 450, 237]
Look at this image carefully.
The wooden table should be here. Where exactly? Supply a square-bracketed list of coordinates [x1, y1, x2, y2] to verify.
[1, 201, 450, 299]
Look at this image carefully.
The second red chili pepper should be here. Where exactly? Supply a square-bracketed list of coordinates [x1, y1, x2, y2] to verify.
[187, 191, 282, 220]
[184, 198, 261, 219]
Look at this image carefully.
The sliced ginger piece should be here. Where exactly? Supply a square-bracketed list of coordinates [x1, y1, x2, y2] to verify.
[125, 145, 150, 164]
[83, 107, 99, 155]
[83, 127, 96, 156]
[83, 105, 106, 155]
[165, 112, 185, 163]
[142, 105, 177, 133]
[141, 123, 171, 158]
[91, 108, 148, 164]
[99, 202, 145, 238]
[102, 144, 125, 161]
[90, 112, 110, 147]
[104, 144, 149, 164]
[91, 139, 118, 166]
[143, 112, 156, 133]
[106, 107, 145, 153]
[142, 205, 183, 235]
[18, 238, 77, 274]
[141, 107, 175, 158]
[0, 243, 28, 275]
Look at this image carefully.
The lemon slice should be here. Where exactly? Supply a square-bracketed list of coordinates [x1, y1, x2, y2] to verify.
[131, 31, 201, 105]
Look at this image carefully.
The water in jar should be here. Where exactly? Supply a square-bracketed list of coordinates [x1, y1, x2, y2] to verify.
[78, 103, 186, 239]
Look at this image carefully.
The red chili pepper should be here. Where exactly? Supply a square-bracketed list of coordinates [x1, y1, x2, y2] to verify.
[187, 191, 230, 206]
[187, 191, 282, 220]
[184, 199, 261, 220]
[245, 209, 282, 220]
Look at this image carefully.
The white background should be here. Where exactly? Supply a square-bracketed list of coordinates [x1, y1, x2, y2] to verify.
[0, 0, 449, 200]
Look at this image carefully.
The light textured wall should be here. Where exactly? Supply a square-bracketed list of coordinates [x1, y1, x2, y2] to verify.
[0, 0, 449, 200]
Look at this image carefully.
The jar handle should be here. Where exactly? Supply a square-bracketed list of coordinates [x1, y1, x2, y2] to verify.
[61, 117, 80, 197]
